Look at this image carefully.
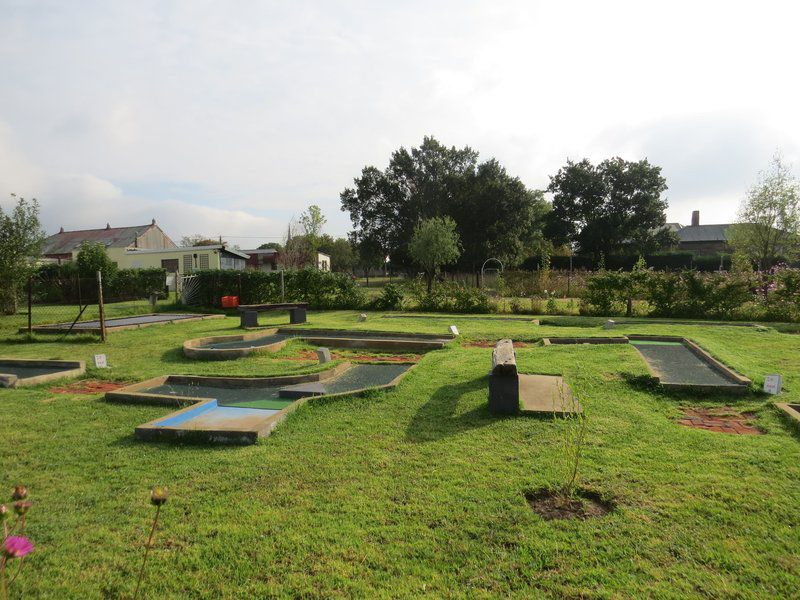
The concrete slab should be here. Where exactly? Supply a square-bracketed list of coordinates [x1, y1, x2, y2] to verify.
[518, 374, 582, 415]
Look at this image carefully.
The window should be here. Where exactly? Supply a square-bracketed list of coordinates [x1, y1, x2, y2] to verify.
[199, 254, 209, 269]
[182, 254, 193, 273]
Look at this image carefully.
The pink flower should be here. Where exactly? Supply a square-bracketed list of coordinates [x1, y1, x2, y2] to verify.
[2, 536, 33, 559]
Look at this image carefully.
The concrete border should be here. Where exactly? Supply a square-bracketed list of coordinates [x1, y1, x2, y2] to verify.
[775, 403, 800, 430]
[626, 335, 751, 393]
[0, 358, 86, 388]
[182, 327, 455, 360]
[24, 313, 224, 335]
[182, 328, 290, 360]
[115, 361, 416, 444]
[542, 337, 628, 345]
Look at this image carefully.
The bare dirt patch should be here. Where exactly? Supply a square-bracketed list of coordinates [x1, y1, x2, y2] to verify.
[464, 341, 529, 348]
[49, 380, 127, 394]
[525, 488, 613, 521]
[678, 407, 762, 435]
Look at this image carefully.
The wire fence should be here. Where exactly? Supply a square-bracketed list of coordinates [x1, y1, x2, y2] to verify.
[6, 272, 169, 340]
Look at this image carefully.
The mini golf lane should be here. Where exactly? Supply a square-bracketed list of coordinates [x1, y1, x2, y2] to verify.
[28, 313, 222, 335]
[542, 335, 751, 393]
[0, 359, 86, 388]
[629, 340, 749, 392]
[183, 328, 454, 359]
[108, 362, 415, 444]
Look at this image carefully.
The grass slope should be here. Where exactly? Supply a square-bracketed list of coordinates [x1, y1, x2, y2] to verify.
[0, 310, 798, 598]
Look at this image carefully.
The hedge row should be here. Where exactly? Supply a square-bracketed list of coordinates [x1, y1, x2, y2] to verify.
[581, 266, 800, 321]
[32, 266, 167, 304]
[521, 252, 736, 272]
[186, 269, 365, 310]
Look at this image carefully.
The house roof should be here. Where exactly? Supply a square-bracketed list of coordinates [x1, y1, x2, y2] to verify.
[43, 224, 156, 255]
[676, 224, 732, 243]
[126, 245, 250, 260]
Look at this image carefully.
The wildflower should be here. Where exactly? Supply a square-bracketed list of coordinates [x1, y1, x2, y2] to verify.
[13, 501, 32, 516]
[0, 504, 8, 521]
[150, 487, 168, 507]
[1, 536, 33, 559]
[10, 486, 27, 501]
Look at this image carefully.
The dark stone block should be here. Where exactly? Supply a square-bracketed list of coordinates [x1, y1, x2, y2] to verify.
[289, 307, 307, 324]
[240, 310, 259, 328]
[489, 373, 520, 415]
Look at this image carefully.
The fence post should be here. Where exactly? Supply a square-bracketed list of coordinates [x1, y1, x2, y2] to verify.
[280, 269, 285, 303]
[27, 275, 33, 334]
[97, 271, 107, 342]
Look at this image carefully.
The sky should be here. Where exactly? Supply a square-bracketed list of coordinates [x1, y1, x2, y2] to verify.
[1, 0, 799, 248]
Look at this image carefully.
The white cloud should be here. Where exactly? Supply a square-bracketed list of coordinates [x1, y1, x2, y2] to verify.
[0, 0, 799, 235]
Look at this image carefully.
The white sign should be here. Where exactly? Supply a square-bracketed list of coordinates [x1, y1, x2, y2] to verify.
[763, 374, 782, 395]
[449, 325, 459, 336]
[94, 354, 108, 369]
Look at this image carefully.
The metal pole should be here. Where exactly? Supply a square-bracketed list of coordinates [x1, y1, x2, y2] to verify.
[97, 271, 107, 342]
[280, 269, 285, 303]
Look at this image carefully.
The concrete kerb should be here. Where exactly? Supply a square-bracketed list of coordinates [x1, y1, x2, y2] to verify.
[775, 403, 800, 431]
[24, 313, 224, 335]
[0, 359, 86, 388]
[182, 327, 455, 360]
[119, 361, 418, 444]
[540, 334, 751, 393]
[105, 362, 352, 406]
[182, 328, 290, 360]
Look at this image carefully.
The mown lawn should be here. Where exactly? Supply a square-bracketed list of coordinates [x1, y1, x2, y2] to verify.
[1, 310, 798, 598]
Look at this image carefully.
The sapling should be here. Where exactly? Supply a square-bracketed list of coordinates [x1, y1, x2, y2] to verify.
[1, 485, 34, 600]
[554, 384, 588, 499]
[133, 486, 168, 600]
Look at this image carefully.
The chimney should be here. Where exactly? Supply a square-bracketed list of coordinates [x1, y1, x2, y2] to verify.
[691, 210, 700, 227]
[59, 226, 64, 233]
[106, 223, 111, 230]
[151, 218, 156, 225]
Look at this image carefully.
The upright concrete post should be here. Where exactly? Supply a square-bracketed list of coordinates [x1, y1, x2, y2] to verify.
[97, 271, 107, 342]
[27, 275, 33, 334]
[280, 269, 285, 303]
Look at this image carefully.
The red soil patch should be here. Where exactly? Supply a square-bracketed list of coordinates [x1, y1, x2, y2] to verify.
[49, 380, 127, 394]
[678, 407, 762, 435]
[464, 341, 529, 348]
[525, 488, 613, 521]
[286, 349, 420, 363]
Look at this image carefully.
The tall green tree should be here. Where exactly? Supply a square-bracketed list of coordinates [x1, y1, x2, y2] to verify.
[407, 216, 462, 292]
[318, 235, 356, 273]
[729, 153, 800, 269]
[546, 157, 674, 258]
[76, 241, 117, 281]
[341, 136, 478, 268]
[299, 205, 327, 255]
[451, 159, 550, 278]
[341, 136, 546, 274]
[0, 195, 45, 314]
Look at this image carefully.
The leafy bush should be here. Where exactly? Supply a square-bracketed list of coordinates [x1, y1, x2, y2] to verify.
[401, 277, 493, 313]
[371, 283, 404, 311]
[189, 269, 366, 310]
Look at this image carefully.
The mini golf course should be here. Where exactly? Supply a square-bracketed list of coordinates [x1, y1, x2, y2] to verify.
[27, 313, 223, 335]
[107, 362, 415, 444]
[0, 358, 86, 388]
[183, 327, 454, 359]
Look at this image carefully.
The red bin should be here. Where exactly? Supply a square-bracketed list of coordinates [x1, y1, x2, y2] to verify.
[221, 296, 240, 308]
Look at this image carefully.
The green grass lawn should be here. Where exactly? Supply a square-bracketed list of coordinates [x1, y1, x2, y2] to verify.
[1, 310, 799, 598]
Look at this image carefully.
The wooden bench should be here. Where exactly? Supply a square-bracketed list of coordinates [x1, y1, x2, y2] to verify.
[488, 339, 520, 414]
[237, 302, 309, 328]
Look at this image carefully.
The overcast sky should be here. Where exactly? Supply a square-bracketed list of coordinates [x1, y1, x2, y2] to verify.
[1, 0, 798, 247]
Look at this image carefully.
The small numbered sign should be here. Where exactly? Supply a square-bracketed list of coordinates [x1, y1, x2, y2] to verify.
[763, 374, 782, 395]
[94, 354, 108, 369]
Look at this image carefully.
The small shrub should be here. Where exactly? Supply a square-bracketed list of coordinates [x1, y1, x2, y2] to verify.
[372, 283, 404, 311]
